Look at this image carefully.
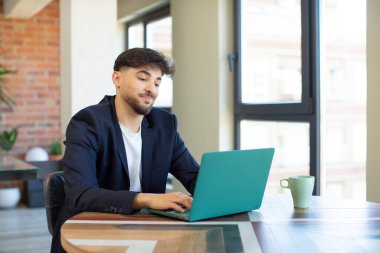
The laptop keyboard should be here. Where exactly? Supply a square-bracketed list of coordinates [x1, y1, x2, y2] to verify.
[166, 208, 190, 219]
[145, 206, 191, 221]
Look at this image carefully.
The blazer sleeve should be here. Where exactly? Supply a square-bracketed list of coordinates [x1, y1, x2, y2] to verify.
[169, 115, 199, 195]
[62, 109, 138, 215]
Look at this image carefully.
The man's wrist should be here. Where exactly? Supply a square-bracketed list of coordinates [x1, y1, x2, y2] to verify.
[133, 193, 152, 210]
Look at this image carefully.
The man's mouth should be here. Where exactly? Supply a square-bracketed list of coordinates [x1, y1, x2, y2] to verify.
[140, 94, 155, 104]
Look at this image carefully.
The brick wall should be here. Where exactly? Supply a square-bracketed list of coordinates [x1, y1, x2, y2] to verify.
[0, 0, 61, 158]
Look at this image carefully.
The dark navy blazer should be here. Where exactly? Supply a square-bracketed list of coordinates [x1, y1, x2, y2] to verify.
[51, 95, 199, 252]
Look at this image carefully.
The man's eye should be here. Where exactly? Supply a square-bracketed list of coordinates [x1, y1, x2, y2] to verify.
[138, 78, 146, 81]
[155, 83, 160, 87]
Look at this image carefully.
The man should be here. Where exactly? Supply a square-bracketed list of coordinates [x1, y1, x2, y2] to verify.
[51, 48, 199, 252]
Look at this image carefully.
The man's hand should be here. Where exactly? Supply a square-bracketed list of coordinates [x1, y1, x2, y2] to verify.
[133, 192, 193, 212]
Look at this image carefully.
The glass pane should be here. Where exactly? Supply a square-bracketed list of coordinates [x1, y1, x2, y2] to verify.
[147, 16, 173, 107]
[128, 23, 144, 48]
[240, 120, 309, 193]
[322, 0, 366, 200]
[241, 0, 302, 104]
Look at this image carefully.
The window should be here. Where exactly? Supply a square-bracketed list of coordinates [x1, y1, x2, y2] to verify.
[235, 0, 319, 194]
[241, 0, 302, 104]
[235, 0, 366, 199]
[128, 23, 144, 48]
[240, 120, 310, 193]
[322, 0, 366, 199]
[126, 6, 173, 109]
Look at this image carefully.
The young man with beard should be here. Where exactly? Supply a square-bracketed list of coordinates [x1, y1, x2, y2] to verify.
[51, 48, 199, 252]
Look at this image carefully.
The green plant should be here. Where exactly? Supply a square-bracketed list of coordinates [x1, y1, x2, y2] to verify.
[0, 65, 16, 109]
[50, 139, 63, 155]
[0, 64, 18, 189]
[0, 64, 18, 154]
[0, 128, 17, 152]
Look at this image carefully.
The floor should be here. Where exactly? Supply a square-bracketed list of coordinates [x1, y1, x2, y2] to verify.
[0, 207, 51, 253]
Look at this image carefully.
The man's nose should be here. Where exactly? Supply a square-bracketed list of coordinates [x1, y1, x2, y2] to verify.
[145, 81, 156, 93]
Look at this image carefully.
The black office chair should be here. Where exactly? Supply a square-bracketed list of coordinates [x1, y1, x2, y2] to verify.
[43, 171, 65, 235]
[25, 160, 62, 208]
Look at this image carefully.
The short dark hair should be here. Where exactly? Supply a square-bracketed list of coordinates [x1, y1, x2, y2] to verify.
[113, 48, 175, 76]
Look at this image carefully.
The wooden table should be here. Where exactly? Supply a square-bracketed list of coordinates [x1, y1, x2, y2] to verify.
[61, 194, 380, 253]
[0, 156, 37, 181]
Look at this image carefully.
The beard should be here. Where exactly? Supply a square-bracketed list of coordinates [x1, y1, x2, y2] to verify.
[124, 93, 155, 115]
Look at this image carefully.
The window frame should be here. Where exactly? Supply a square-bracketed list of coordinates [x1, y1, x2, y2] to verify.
[233, 0, 321, 195]
[125, 6, 170, 49]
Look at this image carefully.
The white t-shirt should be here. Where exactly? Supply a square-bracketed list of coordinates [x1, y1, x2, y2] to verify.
[119, 123, 142, 192]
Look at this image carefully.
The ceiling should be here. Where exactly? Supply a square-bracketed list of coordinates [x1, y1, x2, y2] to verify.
[3, 0, 52, 18]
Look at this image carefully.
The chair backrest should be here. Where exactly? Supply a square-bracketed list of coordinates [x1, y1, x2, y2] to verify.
[43, 171, 65, 235]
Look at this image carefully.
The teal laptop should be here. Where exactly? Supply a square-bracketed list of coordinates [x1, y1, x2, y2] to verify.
[146, 148, 275, 222]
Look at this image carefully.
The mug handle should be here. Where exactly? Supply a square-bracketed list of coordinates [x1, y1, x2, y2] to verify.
[280, 179, 290, 188]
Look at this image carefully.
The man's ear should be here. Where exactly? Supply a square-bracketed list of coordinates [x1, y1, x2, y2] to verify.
[112, 71, 120, 86]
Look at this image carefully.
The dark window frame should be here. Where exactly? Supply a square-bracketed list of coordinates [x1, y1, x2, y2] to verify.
[125, 6, 170, 49]
[233, 0, 321, 195]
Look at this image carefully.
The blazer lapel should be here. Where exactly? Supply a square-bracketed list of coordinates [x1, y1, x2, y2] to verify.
[107, 96, 130, 177]
[115, 124, 130, 177]
[141, 117, 154, 192]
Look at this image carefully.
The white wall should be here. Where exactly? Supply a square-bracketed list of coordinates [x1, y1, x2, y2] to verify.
[171, 0, 234, 161]
[366, 0, 380, 202]
[60, 0, 120, 131]
[171, 0, 234, 193]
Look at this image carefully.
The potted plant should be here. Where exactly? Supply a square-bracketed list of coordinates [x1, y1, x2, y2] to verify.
[49, 139, 63, 161]
[0, 181, 21, 208]
[0, 64, 21, 208]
